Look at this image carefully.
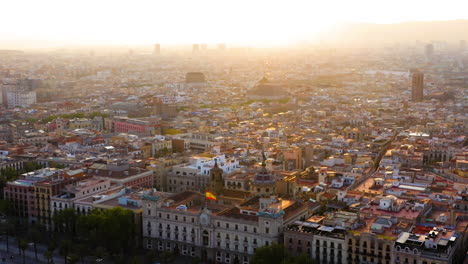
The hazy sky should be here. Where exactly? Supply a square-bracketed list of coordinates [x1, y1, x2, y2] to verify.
[2, 0, 468, 46]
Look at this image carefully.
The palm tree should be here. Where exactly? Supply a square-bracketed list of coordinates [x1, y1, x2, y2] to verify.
[161, 251, 174, 264]
[75, 243, 88, 264]
[67, 254, 80, 264]
[18, 239, 28, 264]
[59, 239, 73, 264]
[29, 225, 43, 261]
[94, 246, 107, 260]
[0, 218, 13, 252]
[44, 250, 54, 264]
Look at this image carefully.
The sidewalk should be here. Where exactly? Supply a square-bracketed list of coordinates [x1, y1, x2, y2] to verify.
[0, 237, 60, 264]
[0, 248, 45, 264]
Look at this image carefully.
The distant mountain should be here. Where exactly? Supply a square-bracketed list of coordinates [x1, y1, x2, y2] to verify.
[318, 20, 468, 46]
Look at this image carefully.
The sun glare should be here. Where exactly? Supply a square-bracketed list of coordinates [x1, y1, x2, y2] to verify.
[1, 0, 468, 47]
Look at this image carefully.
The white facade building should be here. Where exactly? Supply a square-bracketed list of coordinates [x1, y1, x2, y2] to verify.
[6, 89, 36, 108]
[167, 154, 241, 193]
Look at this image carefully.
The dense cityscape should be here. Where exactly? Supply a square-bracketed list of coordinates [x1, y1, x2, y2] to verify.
[0, 40, 466, 264]
[1, 2, 468, 263]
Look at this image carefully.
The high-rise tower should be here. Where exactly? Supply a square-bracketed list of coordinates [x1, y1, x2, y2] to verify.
[153, 44, 160, 55]
[425, 44, 434, 59]
[411, 71, 424, 102]
[192, 44, 199, 53]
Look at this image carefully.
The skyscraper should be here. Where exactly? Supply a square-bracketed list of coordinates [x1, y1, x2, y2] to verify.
[200, 43, 207, 51]
[425, 43, 434, 59]
[217, 43, 226, 51]
[460, 40, 466, 51]
[411, 71, 424, 102]
[192, 44, 199, 53]
[153, 44, 160, 55]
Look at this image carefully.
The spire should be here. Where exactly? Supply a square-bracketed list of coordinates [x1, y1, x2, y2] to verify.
[262, 151, 266, 167]
[214, 158, 218, 168]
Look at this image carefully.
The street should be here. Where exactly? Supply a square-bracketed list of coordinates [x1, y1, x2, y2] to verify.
[0, 236, 67, 264]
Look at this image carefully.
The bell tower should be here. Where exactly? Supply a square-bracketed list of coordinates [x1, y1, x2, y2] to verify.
[252, 151, 276, 197]
[209, 159, 224, 195]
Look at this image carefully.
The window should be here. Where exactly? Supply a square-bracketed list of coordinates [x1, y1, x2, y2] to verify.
[265, 227, 269, 234]
[147, 209, 151, 215]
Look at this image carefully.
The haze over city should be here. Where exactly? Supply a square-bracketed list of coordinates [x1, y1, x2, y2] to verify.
[0, 1, 467, 264]
[2, 0, 468, 48]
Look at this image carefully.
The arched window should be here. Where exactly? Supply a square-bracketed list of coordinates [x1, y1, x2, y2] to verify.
[203, 230, 209, 246]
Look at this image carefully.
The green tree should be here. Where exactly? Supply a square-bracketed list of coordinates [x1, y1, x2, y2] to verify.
[18, 239, 28, 264]
[0, 167, 18, 198]
[0, 167, 18, 179]
[129, 257, 142, 264]
[59, 239, 73, 264]
[53, 208, 77, 236]
[29, 225, 43, 261]
[291, 254, 316, 264]
[0, 218, 13, 252]
[93, 246, 107, 261]
[48, 161, 66, 169]
[192, 257, 201, 264]
[44, 250, 54, 264]
[67, 254, 80, 264]
[161, 251, 174, 264]
[250, 244, 287, 264]
[0, 200, 12, 218]
[89, 112, 110, 118]
[250, 244, 317, 264]
[45, 241, 57, 263]
[21, 161, 44, 174]
[75, 243, 89, 264]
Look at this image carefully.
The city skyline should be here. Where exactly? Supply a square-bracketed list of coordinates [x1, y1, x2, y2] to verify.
[0, 1, 467, 264]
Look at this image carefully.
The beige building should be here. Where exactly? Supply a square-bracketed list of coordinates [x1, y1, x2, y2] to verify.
[142, 191, 309, 264]
[143, 162, 309, 264]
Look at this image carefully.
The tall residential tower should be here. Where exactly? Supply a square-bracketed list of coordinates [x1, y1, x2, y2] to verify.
[411, 71, 424, 102]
